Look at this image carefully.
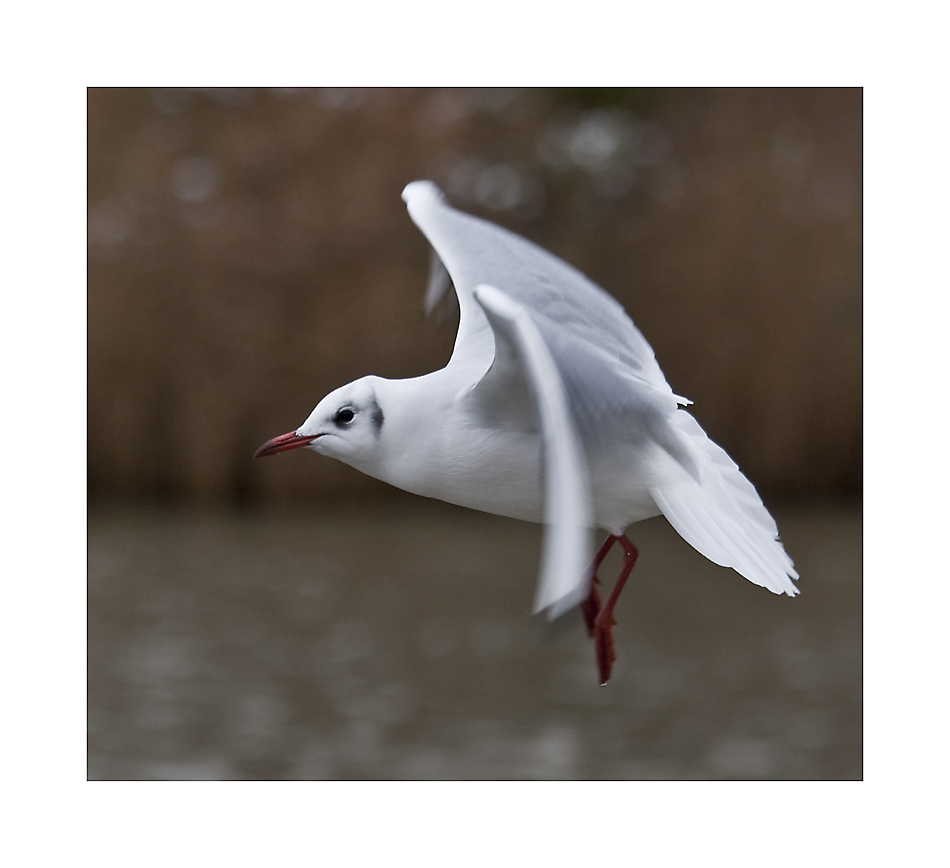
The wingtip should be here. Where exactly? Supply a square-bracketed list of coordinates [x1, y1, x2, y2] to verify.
[402, 180, 444, 206]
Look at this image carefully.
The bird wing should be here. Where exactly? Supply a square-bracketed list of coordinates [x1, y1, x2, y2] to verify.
[402, 181, 679, 402]
[649, 411, 800, 596]
[471, 284, 594, 619]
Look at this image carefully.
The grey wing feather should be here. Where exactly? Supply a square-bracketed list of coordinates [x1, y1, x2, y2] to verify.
[528, 318, 700, 481]
[403, 181, 677, 401]
[650, 411, 799, 596]
[472, 284, 594, 619]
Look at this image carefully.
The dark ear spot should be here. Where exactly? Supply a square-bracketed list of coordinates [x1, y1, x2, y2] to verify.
[370, 397, 384, 435]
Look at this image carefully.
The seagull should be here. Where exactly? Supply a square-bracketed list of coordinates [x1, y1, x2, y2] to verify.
[255, 181, 798, 684]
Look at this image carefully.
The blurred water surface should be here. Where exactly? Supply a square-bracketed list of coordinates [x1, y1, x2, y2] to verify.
[88, 499, 860, 780]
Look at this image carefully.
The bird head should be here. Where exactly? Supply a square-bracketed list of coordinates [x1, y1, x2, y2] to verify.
[254, 376, 386, 463]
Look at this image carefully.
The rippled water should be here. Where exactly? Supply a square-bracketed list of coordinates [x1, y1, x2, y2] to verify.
[88, 500, 861, 779]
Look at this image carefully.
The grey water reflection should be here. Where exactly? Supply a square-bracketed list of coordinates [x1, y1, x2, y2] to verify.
[88, 500, 861, 780]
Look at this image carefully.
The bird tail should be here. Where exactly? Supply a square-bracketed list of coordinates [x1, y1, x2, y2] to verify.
[649, 412, 799, 596]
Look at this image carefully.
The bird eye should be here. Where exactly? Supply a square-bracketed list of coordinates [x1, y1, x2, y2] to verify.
[334, 407, 355, 426]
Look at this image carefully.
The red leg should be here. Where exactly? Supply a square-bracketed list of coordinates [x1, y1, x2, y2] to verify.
[580, 534, 620, 635]
[590, 534, 639, 685]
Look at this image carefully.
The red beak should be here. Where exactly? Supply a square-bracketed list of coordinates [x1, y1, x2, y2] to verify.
[254, 430, 321, 458]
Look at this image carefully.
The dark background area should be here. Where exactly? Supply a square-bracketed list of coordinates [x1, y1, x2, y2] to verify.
[88, 88, 861, 780]
[88, 87, 861, 509]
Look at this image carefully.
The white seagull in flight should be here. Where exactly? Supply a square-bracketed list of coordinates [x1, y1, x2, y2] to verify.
[255, 181, 798, 684]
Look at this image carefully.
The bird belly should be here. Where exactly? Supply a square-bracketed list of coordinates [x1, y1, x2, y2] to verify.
[362, 423, 547, 523]
[378, 425, 669, 532]
[419, 428, 547, 523]
[350, 412, 672, 532]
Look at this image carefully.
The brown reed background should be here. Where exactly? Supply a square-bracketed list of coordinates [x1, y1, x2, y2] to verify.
[88, 87, 861, 510]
